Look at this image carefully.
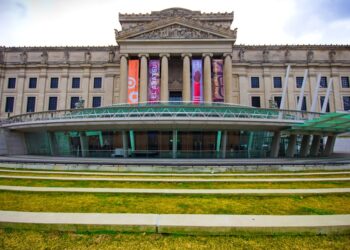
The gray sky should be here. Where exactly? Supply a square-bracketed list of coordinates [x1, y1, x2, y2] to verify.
[0, 0, 349, 46]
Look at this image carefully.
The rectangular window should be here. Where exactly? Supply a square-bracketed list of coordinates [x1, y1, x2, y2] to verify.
[70, 96, 80, 109]
[341, 76, 350, 88]
[72, 77, 80, 88]
[48, 97, 58, 111]
[343, 96, 350, 111]
[5, 97, 14, 113]
[7, 78, 16, 89]
[296, 77, 304, 88]
[251, 77, 260, 88]
[251, 96, 261, 108]
[50, 77, 59, 88]
[320, 96, 330, 112]
[26, 97, 36, 113]
[92, 96, 101, 107]
[274, 96, 282, 108]
[297, 96, 307, 111]
[273, 77, 282, 88]
[29, 77, 37, 88]
[93, 77, 102, 88]
[320, 76, 327, 88]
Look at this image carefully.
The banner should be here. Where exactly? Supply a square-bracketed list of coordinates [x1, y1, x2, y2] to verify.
[191, 59, 203, 104]
[212, 59, 224, 102]
[128, 59, 139, 104]
[148, 59, 160, 103]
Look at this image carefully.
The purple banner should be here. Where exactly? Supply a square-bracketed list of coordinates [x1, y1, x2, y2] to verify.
[148, 59, 160, 103]
[191, 59, 203, 104]
[212, 59, 224, 102]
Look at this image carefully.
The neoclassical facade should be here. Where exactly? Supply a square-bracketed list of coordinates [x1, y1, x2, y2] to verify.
[0, 8, 349, 158]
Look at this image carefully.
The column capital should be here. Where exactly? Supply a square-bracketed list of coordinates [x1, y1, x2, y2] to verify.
[181, 53, 192, 58]
[138, 53, 149, 58]
[120, 54, 128, 59]
[202, 53, 213, 58]
[159, 53, 170, 59]
[223, 53, 232, 58]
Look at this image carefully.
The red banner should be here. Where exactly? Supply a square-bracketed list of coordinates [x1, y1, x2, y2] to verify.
[212, 59, 224, 102]
[191, 59, 203, 104]
[128, 60, 139, 104]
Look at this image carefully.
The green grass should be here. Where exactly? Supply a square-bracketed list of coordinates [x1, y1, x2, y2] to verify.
[1, 229, 349, 250]
[0, 178, 349, 189]
[1, 191, 349, 215]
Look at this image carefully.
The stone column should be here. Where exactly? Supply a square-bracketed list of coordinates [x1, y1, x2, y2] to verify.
[239, 73, 249, 106]
[223, 53, 233, 103]
[331, 67, 342, 111]
[270, 131, 281, 158]
[300, 135, 311, 157]
[286, 134, 297, 158]
[60, 67, 69, 110]
[15, 69, 26, 114]
[263, 68, 271, 108]
[203, 53, 212, 103]
[119, 54, 128, 103]
[324, 135, 336, 156]
[139, 54, 148, 104]
[182, 53, 191, 103]
[160, 54, 169, 103]
[310, 135, 321, 156]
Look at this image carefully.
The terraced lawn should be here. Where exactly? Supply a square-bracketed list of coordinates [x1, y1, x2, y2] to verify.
[1, 191, 349, 215]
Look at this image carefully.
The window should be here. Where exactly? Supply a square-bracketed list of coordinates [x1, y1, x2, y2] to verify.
[93, 77, 102, 88]
[8, 78, 16, 89]
[72, 77, 80, 88]
[48, 97, 58, 111]
[273, 77, 282, 88]
[92, 96, 101, 107]
[5, 97, 14, 113]
[320, 96, 330, 112]
[320, 76, 327, 88]
[274, 96, 282, 108]
[297, 96, 307, 111]
[343, 96, 350, 111]
[296, 77, 304, 88]
[50, 77, 59, 88]
[29, 77, 37, 88]
[70, 96, 80, 109]
[251, 96, 261, 108]
[341, 77, 350, 88]
[251, 77, 260, 88]
[26, 97, 36, 113]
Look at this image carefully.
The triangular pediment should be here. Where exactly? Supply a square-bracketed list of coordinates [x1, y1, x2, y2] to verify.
[116, 18, 236, 41]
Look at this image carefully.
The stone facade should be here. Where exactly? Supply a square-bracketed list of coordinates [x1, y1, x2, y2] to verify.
[0, 8, 350, 119]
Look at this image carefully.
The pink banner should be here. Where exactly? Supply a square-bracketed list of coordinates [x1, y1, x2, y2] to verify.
[148, 59, 160, 103]
[212, 59, 224, 102]
[191, 59, 203, 104]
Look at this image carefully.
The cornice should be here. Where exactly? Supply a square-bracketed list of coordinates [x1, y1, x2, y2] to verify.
[234, 44, 350, 50]
[2, 46, 118, 52]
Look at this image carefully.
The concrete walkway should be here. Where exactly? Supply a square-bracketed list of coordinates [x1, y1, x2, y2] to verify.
[1, 175, 350, 182]
[1, 168, 350, 176]
[1, 185, 350, 194]
[0, 211, 349, 234]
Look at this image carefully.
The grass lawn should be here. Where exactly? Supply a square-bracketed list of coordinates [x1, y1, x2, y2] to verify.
[1, 191, 349, 215]
[1, 229, 349, 250]
[0, 178, 349, 189]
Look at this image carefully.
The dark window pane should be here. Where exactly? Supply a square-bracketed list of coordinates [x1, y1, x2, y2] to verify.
[273, 77, 282, 88]
[274, 96, 282, 108]
[341, 77, 350, 88]
[320, 76, 327, 88]
[50, 77, 59, 88]
[296, 77, 304, 88]
[29, 77, 37, 88]
[48, 97, 58, 111]
[297, 96, 307, 111]
[26, 97, 36, 113]
[251, 96, 261, 108]
[70, 97, 80, 109]
[72, 77, 80, 88]
[93, 77, 102, 88]
[343, 96, 350, 111]
[251, 77, 259, 88]
[320, 96, 330, 112]
[8, 78, 16, 89]
[92, 97, 101, 107]
[5, 97, 14, 113]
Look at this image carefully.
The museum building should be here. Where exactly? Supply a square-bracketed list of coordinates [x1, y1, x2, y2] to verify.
[0, 8, 350, 159]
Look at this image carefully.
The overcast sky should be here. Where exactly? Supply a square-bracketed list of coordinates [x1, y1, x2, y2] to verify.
[0, 0, 349, 46]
